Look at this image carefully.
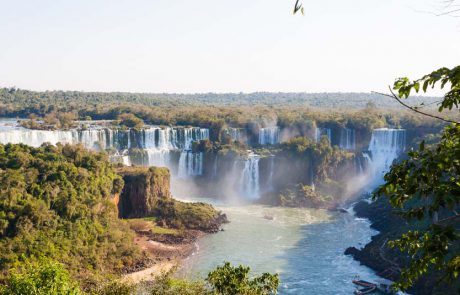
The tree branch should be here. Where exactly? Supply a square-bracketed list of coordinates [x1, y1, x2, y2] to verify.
[372, 87, 460, 124]
[437, 214, 460, 224]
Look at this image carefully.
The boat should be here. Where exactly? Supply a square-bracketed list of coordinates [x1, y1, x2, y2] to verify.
[352, 279, 375, 287]
[354, 285, 377, 295]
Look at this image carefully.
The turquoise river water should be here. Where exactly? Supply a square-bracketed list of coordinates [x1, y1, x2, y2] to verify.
[177, 199, 383, 295]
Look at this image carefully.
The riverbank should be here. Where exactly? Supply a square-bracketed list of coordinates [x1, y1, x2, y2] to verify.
[123, 222, 207, 283]
[344, 198, 455, 295]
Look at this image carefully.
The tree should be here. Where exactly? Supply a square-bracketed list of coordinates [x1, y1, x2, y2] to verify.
[375, 65, 460, 290]
[206, 262, 279, 295]
[117, 113, 144, 129]
[0, 259, 81, 295]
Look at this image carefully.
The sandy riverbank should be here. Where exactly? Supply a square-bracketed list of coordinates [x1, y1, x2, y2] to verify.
[123, 230, 204, 283]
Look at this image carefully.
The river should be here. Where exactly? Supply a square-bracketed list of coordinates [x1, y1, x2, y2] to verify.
[177, 199, 381, 294]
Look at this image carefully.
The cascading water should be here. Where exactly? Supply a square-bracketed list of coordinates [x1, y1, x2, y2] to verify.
[178, 151, 204, 178]
[258, 127, 280, 145]
[0, 121, 210, 177]
[240, 152, 260, 200]
[315, 127, 332, 143]
[177, 128, 209, 178]
[339, 128, 355, 150]
[365, 128, 406, 185]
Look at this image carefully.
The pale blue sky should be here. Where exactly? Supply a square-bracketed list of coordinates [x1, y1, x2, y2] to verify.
[0, 0, 459, 93]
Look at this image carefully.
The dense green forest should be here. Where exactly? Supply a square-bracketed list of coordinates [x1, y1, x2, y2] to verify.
[0, 143, 142, 287]
[0, 87, 440, 109]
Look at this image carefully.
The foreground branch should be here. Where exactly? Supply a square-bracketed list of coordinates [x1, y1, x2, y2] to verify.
[372, 87, 460, 124]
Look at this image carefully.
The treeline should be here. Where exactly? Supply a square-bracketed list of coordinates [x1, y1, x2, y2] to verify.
[0, 87, 441, 108]
[0, 87, 445, 133]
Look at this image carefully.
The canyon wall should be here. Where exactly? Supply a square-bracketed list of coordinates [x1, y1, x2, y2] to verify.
[117, 166, 171, 218]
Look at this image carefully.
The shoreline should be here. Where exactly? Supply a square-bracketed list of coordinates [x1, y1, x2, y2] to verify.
[122, 229, 205, 283]
[344, 198, 454, 295]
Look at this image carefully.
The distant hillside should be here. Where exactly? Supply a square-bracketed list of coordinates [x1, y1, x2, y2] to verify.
[0, 88, 440, 109]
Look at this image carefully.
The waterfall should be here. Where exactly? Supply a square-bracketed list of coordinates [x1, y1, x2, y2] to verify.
[0, 128, 75, 147]
[339, 128, 356, 150]
[259, 127, 280, 145]
[178, 151, 204, 178]
[315, 127, 332, 143]
[0, 121, 210, 177]
[240, 153, 260, 200]
[366, 128, 406, 184]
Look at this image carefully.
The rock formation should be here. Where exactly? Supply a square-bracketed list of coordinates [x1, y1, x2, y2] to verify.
[117, 166, 171, 218]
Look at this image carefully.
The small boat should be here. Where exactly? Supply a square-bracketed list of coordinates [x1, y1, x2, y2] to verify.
[354, 285, 377, 295]
[352, 279, 375, 287]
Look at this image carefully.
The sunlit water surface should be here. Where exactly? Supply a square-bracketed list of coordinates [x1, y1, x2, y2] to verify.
[177, 198, 381, 295]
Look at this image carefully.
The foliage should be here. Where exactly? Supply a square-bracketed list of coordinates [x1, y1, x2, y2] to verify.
[0, 143, 142, 285]
[394, 65, 460, 113]
[20, 111, 78, 130]
[150, 271, 208, 295]
[154, 199, 226, 232]
[376, 65, 460, 290]
[117, 113, 144, 129]
[269, 184, 333, 208]
[279, 136, 353, 183]
[0, 88, 445, 137]
[90, 281, 135, 295]
[206, 262, 279, 295]
[0, 258, 82, 295]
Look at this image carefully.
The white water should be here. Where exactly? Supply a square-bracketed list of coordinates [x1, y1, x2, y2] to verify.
[0, 120, 210, 177]
[259, 127, 280, 145]
[366, 128, 406, 185]
[340, 128, 356, 150]
[240, 153, 260, 200]
[315, 127, 332, 143]
[178, 151, 204, 178]
[176, 128, 208, 177]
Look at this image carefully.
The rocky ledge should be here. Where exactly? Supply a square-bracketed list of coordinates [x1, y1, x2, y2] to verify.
[344, 198, 454, 295]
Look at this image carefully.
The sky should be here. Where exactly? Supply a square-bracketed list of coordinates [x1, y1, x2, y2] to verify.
[0, 0, 459, 93]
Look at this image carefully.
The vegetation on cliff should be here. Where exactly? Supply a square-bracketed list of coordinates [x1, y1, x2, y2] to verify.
[117, 166, 227, 232]
[0, 143, 144, 287]
[117, 166, 171, 218]
[374, 65, 460, 291]
[154, 199, 228, 233]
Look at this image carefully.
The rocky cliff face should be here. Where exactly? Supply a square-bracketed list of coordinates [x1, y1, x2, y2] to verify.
[345, 198, 454, 295]
[117, 166, 171, 218]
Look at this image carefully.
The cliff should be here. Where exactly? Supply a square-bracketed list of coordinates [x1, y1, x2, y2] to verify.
[345, 199, 455, 295]
[117, 166, 227, 232]
[117, 166, 171, 218]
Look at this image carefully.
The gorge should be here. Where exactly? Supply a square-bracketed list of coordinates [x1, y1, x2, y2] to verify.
[0, 119, 410, 204]
[0, 116, 424, 294]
